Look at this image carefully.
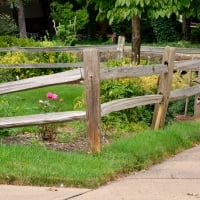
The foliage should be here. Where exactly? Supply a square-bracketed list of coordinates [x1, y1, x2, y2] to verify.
[172, 70, 197, 90]
[0, 14, 18, 36]
[73, 57, 157, 131]
[191, 25, 200, 43]
[0, 36, 39, 47]
[0, 37, 78, 82]
[50, 1, 89, 45]
[151, 17, 180, 42]
[0, 95, 28, 135]
[0, 51, 48, 82]
[181, 0, 200, 19]
[101, 78, 155, 131]
[94, 0, 186, 63]
[94, 0, 191, 24]
[0, 69, 14, 83]
[166, 71, 197, 123]
[54, 23, 77, 46]
[167, 97, 194, 123]
[0, 94, 33, 120]
[100, 58, 157, 131]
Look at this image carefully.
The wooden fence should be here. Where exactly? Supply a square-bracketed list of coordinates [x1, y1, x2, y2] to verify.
[1, 46, 200, 152]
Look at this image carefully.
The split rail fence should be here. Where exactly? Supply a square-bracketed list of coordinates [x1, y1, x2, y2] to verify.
[1, 46, 200, 152]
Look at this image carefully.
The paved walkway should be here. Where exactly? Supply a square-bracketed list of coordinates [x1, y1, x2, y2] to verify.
[1, 145, 200, 200]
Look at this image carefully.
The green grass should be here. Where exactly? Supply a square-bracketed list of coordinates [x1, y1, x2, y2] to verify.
[0, 120, 200, 188]
[0, 84, 84, 117]
[0, 84, 84, 134]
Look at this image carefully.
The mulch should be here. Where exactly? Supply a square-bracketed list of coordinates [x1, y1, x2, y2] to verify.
[0, 132, 89, 153]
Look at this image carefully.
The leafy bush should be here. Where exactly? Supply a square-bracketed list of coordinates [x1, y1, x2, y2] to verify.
[50, 1, 89, 45]
[100, 58, 158, 132]
[0, 37, 79, 82]
[0, 36, 38, 47]
[0, 14, 18, 36]
[101, 78, 155, 131]
[151, 17, 181, 42]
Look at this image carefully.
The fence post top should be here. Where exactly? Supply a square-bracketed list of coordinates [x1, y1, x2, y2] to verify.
[83, 48, 98, 53]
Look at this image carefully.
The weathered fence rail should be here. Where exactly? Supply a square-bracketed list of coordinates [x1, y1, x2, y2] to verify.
[1, 45, 200, 152]
[0, 69, 83, 94]
[1, 45, 200, 55]
[0, 111, 86, 128]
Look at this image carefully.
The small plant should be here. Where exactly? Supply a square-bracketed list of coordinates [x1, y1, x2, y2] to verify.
[38, 92, 64, 141]
[54, 20, 77, 46]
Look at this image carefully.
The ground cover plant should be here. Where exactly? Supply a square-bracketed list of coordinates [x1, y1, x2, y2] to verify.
[0, 120, 200, 188]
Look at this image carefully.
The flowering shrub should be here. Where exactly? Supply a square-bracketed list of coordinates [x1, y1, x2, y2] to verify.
[38, 92, 64, 141]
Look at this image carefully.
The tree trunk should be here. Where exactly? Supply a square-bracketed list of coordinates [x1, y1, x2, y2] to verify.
[182, 15, 191, 41]
[132, 15, 141, 65]
[18, 0, 27, 38]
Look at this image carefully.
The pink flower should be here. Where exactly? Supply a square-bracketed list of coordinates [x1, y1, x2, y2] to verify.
[46, 92, 58, 100]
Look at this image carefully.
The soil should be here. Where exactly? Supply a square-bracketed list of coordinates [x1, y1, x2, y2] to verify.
[0, 129, 110, 153]
[0, 132, 90, 153]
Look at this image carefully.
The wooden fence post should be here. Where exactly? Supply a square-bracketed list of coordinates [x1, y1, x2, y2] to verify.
[194, 70, 200, 118]
[152, 46, 175, 129]
[117, 36, 125, 59]
[83, 48, 101, 153]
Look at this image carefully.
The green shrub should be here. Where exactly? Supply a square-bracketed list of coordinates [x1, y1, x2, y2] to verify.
[50, 1, 89, 45]
[101, 78, 155, 131]
[100, 58, 158, 131]
[0, 37, 79, 82]
[0, 14, 18, 36]
[0, 36, 38, 47]
[151, 17, 180, 42]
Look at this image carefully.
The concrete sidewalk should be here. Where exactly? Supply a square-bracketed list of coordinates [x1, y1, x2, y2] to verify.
[1, 145, 200, 200]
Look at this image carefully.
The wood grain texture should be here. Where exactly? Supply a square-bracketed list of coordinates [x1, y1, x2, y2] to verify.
[152, 46, 175, 129]
[0, 111, 86, 128]
[101, 95, 163, 116]
[83, 48, 101, 152]
[174, 60, 200, 71]
[100, 64, 167, 80]
[170, 85, 200, 101]
[0, 62, 83, 68]
[0, 69, 83, 94]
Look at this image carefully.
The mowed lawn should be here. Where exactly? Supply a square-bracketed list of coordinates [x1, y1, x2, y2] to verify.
[0, 120, 200, 188]
[0, 84, 84, 117]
